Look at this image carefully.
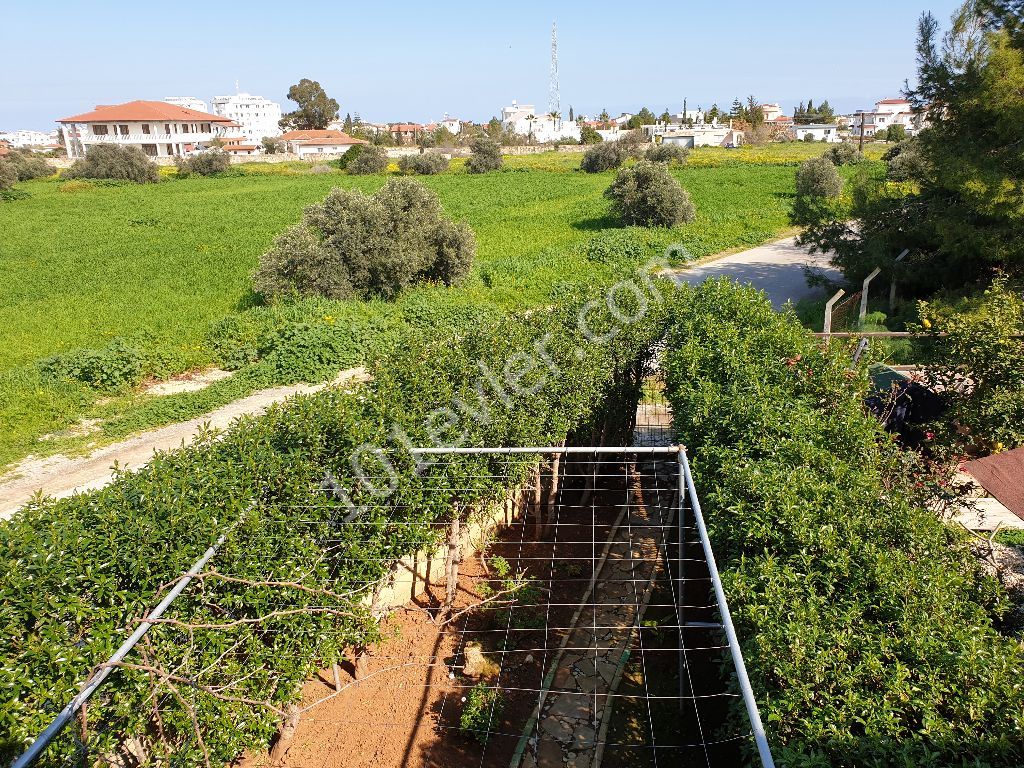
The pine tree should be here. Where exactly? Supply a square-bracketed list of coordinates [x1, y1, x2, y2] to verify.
[353, 112, 362, 126]
[343, 113, 353, 132]
[568, 105, 574, 122]
[730, 97, 743, 119]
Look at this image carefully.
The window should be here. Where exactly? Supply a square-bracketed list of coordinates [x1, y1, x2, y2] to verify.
[117, 125, 129, 136]
[142, 124, 151, 135]
[141, 144, 157, 157]
[164, 124, 171, 134]
[92, 125, 108, 135]
[167, 144, 174, 154]
[201, 123, 210, 133]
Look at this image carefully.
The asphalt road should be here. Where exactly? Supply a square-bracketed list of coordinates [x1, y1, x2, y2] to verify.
[670, 236, 841, 309]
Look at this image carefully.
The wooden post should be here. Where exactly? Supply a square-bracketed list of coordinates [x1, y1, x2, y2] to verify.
[546, 449, 563, 536]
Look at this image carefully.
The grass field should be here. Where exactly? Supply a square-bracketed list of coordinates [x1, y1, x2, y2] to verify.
[0, 144, 874, 468]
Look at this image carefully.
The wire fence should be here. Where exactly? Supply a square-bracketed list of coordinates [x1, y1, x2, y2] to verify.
[14, 377, 773, 768]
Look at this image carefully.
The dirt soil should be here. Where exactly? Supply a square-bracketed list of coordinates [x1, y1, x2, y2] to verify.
[240, 461, 626, 768]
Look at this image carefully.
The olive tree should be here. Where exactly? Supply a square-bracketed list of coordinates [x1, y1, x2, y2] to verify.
[398, 152, 449, 175]
[795, 156, 842, 198]
[605, 160, 696, 227]
[344, 145, 388, 175]
[63, 144, 159, 183]
[580, 141, 625, 173]
[176, 149, 230, 177]
[253, 178, 475, 301]
[466, 136, 502, 173]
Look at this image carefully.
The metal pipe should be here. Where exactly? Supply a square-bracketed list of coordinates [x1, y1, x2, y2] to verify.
[859, 267, 882, 325]
[676, 451, 686, 713]
[13, 527, 233, 768]
[680, 450, 775, 768]
[408, 446, 682, 455]
[822, 288, 846, 341]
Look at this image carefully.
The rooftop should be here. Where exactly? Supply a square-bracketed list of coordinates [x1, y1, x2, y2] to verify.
[59, 100, 232, 124]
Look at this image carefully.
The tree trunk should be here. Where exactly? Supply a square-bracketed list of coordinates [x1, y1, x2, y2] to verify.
[546, 449, 563, 536]
[532, 463, 544, 538]
[268, 704, 300, 764]
[354, 646, 370, 682]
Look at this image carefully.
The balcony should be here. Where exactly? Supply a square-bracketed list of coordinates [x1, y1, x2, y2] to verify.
[78, 132, 218, 145]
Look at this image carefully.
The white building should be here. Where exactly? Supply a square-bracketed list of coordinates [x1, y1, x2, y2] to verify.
[164, 96, 209, 114]
[794, 124, 842, 143]
[440, 116, 462, 135]
[57, 100, 237, 159]
[660, 126, 744, 148]
[0, 129, 54, 148]
[211, 92, 282, 146]
[501, 101, 580, 143]
[849, 98, 925, 138]
[279, 130, 367, 158]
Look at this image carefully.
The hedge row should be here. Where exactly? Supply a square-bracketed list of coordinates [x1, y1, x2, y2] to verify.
[662, 279, 1024, 767]
[0, 281, 667, 765]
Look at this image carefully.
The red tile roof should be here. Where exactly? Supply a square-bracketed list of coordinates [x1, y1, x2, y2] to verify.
[877, 98, 910, 105]
[280, 129, 348, 141]
[58, 100, 232, 123]
[223, 145, 258, 152]
[390, 123, 423, 132]
[298, 138, 368, 147]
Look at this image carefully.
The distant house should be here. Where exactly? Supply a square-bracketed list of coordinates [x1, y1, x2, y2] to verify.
[211, 92, 282, 147]
[390, 123, 425, 145]
[660, 126, 744, 148]
[219, 136, 259, 156]
[0, 129, 56, 148]
[57, 101, 237, 159]
[164, 96, 209, 114]
[849, 98, 926, 138]
[793, 124, 842, 143]
[279, 129, 367, 158]
[501, 101, 581, 143]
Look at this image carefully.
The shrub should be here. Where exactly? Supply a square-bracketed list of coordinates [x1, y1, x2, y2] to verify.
[344, 144, 387, 175]
[802, 132, 816, 142]
[795, 156, 842, 197]
[0, 160, 16, 192]
[398, 152, 449, 175]
[580, 141, 625, 173]
[309, 163, 333, 174]
[261, 136, 284, 154]
[40, 338, 145, 391]
[5, 148, 54, 180]
[645, 143, 690, 165]
[459, 682, 504, 744]
[466, 136, 502, 173]
[663, 279, 1024, 767]
[579, 125, 603, 144]
[175, 149, 230, 177]
[253, 178, 476, 301]
[604, 160, 695, 227]
[822, 142, 862, 166]
[885, 138, 929, 182]
[64, 144, 159, 183]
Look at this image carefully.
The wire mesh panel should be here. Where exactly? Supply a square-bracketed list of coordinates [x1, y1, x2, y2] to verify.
[17, 446, 771, 768]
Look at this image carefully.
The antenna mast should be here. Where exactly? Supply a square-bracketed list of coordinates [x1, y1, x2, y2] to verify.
[549, 21, 560, 119]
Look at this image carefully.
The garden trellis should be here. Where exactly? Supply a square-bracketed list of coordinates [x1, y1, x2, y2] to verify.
[13, 441, 774, 768]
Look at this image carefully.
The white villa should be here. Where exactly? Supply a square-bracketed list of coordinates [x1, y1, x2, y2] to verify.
[279, 129, 367, 158]
[849, 98, 926, 138]
[501, 101, 580, 143]
[211, 92, 282, 146]
[0, 129, 58, 149]
[660, 126, 744, 148]
[58, 101, 237, 158]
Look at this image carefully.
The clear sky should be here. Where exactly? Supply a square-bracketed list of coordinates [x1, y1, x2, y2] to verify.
[1, 0, 967, 131]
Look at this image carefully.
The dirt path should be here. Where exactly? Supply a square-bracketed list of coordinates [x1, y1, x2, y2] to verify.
[0, 368, 367, 520]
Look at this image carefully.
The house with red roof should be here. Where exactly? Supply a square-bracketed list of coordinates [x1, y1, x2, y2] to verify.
[389, 123, 425, 145]
[849, 98, 927, 138]
[279, 129, 367, 158]
[57, 100, 237, 159]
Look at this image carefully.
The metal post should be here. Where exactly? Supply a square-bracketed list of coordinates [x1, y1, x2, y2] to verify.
[823, 288, 846, 342]
[680, 450, 775, 768]
[13, 527, 234, 768]
[889, 249, 910, 313]
[859, 268, 881, 326]
[676, 448, 686, 712]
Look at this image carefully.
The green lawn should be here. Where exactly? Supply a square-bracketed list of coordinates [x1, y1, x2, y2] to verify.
[0, 146, 866, 468]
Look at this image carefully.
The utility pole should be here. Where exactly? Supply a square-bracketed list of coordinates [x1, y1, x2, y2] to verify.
[858, 111, 866, 153]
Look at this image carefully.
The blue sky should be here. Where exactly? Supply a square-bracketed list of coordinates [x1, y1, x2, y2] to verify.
[1, 0, 966, 131]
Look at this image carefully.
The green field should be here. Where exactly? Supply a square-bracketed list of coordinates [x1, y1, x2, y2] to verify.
[0, 145, 868, 468]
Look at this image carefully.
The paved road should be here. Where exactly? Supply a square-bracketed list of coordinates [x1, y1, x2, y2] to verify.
[669, 236, 841, 309]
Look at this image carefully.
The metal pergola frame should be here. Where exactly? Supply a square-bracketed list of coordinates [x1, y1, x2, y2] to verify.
[14, 445, 775, 768]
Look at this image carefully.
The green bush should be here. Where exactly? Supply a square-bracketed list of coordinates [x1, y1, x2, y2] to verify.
[344, 144, 387, 175]
[0, 284, 666, 767]
[795, 155, 842, 197]
[459, 682, 504, 744]
[4, 148, 54, 180]
[579, 124, 603, 144]
[822, 142, 862, 166]
[175, 149, 230, 177]
[604, 160, 695, 227]
[39, 338, 145, 391]
[580, 141, 625, 173]
[0, 160, 16, 192]
[645, 143, 689, 165]
[465, 136, 503, 174]
[398, 152, 449, 175]
[884, 138, 929, 182]
[584, 228, 656, 263]
[63, 144, 159, 183]
[663, 279, 1024, 767]
[253, 178, 475, 301]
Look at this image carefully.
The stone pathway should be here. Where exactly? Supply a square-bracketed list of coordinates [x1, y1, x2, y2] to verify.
[516, 460, 675, 768]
